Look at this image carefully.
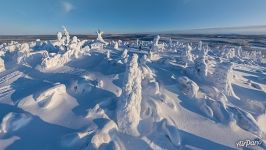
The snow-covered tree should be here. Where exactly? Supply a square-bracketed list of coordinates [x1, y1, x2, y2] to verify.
[154, 35, 160, 46]
[211, 63, 237, 97]
[20, 43, 30, 53]
[0, 57, 5, 72]
[72, 36, 78, 44]
[57, 32, 63, 42]
[120, 49, 129, 63]
[117, 54, 142, 136]
[255, 51, 263, 64]
[194, 45, 209, 78]
[140, 54, 148, 65]
[122, 49, 128, 58]
[198, 41, 203, 51]
[35, 39, 42, 49]
[151, 35, 165, 52]
[114, 41, 119, 49]
[63, 26, 70, 45]
[236, 46, 242, 58]
[96, 30, 108, 44]
[169, 37, 173, 47]
[181, 44, 193, 66]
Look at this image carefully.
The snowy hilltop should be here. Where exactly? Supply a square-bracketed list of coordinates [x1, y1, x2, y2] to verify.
[0, 28, 266, 150]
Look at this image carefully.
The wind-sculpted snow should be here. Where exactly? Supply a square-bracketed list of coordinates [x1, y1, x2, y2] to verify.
[0, 112, 31, 134]
[0, 30, 265, 149]
[178, 76, 199, 98]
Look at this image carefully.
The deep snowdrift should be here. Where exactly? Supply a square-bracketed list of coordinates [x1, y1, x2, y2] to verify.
[0, 29, 265, 150]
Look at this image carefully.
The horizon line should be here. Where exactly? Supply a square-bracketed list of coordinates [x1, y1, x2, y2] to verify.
[0, 25, 266, 36]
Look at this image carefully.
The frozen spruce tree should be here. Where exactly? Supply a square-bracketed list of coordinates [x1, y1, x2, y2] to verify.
[57, 32, 63, 42]
[72, 36, 78, 44]
[152, 35, 165, 51]
[236, 46, 242, 58]
[16, 43, 30, 64]
[96, 30, 108, 44]
[114, 41, 119, 49]
[255, 51, 263, 64]
[20, 43, 30, 53]
[169, 37, 173, 47]
[198, 41, 203, 51]
[182, 44, 193, 66]
[117, 54, 142, 136]
[69, 36, 81, 56]
[121, 49, 129, 63]
[35, 39, 42, 49]
[154, 35, 160, 46]
[194, 45, 208, 78]
[121, 49, 128, 59]
[62, 26, 70, 45]
[212, 63, 237, 97]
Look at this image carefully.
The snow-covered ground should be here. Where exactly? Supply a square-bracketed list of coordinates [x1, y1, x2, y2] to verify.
[0, 28, 266, 150]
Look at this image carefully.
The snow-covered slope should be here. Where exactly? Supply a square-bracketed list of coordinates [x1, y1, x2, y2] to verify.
[0, 29, 266, 150]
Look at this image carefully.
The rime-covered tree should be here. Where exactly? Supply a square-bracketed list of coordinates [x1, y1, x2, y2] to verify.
[117, 54, 142, 136]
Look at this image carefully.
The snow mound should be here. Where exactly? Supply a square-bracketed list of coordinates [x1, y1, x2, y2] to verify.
[35, 84, 67, 109]
[91, 120, 118, 149]
[61, 132, 84, 148]
[228, 107, 262, 136]
[21, 51, 49, 67]
[0, 112, 31, 134]
[178, 76, 199, 98]
[257, 114, 266, 134]
[18, 84, 80, 129]
[201, 86, 228, 103]
[85, 104, 109, 121]
[161, 119, 181, 148]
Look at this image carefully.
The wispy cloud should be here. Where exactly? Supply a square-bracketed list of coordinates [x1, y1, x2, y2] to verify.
[62, 1, 74, 13]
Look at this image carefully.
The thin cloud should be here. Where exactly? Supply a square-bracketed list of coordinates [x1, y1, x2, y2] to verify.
[62, 1, 74, 13]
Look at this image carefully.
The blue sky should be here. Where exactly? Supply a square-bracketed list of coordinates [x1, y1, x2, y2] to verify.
[0, 0, 266, 34]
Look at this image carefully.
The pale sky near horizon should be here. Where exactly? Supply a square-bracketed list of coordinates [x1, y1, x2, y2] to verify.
[0, 0, 266, 34]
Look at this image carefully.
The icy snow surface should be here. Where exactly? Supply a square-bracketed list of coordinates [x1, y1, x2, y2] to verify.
[0, 30, 266, 150]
